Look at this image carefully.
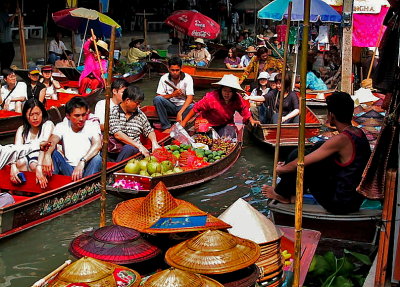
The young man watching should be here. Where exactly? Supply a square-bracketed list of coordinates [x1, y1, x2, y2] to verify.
[37, 97, 102, 188]
[109, 84, 161, 162]
[26, 66, 46, 103]
[153, 56, 194, 131]
[263, 92, 371, 214]
[94, 78, 129, 131]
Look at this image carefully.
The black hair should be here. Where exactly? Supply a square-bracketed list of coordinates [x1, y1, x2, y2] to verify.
[326, 91, 354, 123]
[217, 86, 238, 100]
[111, 78, 129, 92]
[65, 96, 89, 115]
[257, 46, 269, 58]
[168, 56, 183, 67]
[21, 98, 48, 142]
[2, 68, 14, 78]
[122, 84, 144, 102]
[274, 72, 292, 94]
[228, 47, 238, 59]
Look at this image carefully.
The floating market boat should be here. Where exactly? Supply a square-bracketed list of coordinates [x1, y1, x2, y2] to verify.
[249, 107, 322, 147]
[181, 65, 255, 88]
[303, 90, 335, 107]
[0, 130, 170, 239]
[107, 123, 245, 199]
[0, 89, 100, 137]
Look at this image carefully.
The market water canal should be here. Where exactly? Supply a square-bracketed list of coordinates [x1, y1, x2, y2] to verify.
[0, 74, 278, 287]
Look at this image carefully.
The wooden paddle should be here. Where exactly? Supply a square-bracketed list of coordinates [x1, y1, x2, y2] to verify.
[31, 260, 72, 287]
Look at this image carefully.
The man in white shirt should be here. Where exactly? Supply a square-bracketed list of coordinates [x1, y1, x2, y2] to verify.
[240, 46, 256, 68]
[0, 69, 27, 112]
[153, 57, 194, 131]
[48, 32, 67, 65]
[37, 97, 102, 188]
[94, 78, 129, 131]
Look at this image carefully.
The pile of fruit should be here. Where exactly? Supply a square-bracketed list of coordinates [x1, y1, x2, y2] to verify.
[122, 135, 235, 177]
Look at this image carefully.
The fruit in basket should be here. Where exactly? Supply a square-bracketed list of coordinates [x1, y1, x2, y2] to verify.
[152, 172, 162, 177]
[125, 161, 141, 174]
[139, 170, 150, 176]
[160, 160, 173, 173]
[173, 167, 184, 173]
[164, 170, 174, 175]
[148, 155, 158, 162]
[128, 158, 137, 164]
[139, 159, 148, 171]
[147, 161, 161, 175]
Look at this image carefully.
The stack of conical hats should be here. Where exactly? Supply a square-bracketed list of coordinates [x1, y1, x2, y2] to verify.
[46, 256, 141, 287]
[142, 267, 223, 287]
[218, 198, 284, 286]
[165, 229, 261, 286]
[69, 225, 161, 265]
[112, 182, 230, 233]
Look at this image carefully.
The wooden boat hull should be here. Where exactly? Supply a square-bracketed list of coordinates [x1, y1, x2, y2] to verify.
[146, 60, 169, 74]
[181, 65, 255, 88]
[119, 63, 148, 83]
[303, 90, 335, 107]
[249, 107, 322, 147]
[269, 202, 381, 243]
[0, 129, 169, 239]
[0, 90, 100, 137]
[107, 124, 244, 199]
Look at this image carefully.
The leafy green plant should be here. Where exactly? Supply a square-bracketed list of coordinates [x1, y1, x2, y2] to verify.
[306, 249, 372, 287]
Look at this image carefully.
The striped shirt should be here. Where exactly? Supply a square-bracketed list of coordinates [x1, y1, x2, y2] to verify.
[109, 105, 153, 142]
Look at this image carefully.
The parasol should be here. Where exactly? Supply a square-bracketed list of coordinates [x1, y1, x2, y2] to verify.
[52, 8, 122, 38]
[164, 10, 220, 39]
[257, 0, 342, 22]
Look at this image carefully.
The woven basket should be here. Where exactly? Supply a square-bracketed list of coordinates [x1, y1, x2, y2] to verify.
[46, 257, 141, 287]
[165, 230, 261, 274]
[142, 267, 223, 287]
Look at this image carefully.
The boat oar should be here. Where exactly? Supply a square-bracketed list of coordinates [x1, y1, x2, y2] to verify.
[165, 80, 178, 90]
[293, 0, 311, 285]
[90, 29, 107, 87]
[100, 26, 116, 228]
[31, 260, 72, 287]
[16, 0, 27, 69]
[271, 1, 292, 190]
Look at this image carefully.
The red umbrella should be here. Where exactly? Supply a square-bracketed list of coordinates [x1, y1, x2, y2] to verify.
[165, 10, 220, 39]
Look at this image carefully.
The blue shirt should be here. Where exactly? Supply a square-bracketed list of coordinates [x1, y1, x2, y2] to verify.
[306, 71, 328, 91]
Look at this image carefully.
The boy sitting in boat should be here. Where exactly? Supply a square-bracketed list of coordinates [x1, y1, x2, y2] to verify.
[153, 57, 194, 132]
[263, 91, 371, 214]
[37, 97, 102, 188]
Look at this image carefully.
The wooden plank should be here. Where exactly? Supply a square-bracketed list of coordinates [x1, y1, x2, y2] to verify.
[375, 169, 397, 286]
[341, 0, 354, 94]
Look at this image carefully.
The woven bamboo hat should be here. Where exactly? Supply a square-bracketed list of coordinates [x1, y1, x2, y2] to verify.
[165, 229, 261, 274]
[142, 267, 223, 287]
[46, 257, 141, 287]
[218, 198, 282, 244]
[69, 225, 160, 265]
[113, 182, 230, 233]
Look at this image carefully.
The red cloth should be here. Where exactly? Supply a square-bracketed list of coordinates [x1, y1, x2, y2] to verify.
[276, 25, 287, 42]
[79, 77, 101, 95]
[193, 90, 251, 126]
[352, 6, 389, 47]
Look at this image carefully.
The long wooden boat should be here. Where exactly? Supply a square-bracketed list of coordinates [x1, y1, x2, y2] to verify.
[181, 65, 256, 88]
[249, 107, 322, 147]
[0, 89, 100, 137]
[268, 201, 381, 244]
[0, 130, 170, 239]
[107, 123, 245, 199]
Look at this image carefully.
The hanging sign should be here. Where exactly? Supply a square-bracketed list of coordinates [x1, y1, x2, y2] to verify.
[353, 0, 389, 14]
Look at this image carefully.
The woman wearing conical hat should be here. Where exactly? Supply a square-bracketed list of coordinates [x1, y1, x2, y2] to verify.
[181, 74, 259, 137]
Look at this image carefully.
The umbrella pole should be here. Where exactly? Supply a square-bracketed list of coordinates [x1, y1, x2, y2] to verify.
[44, 2, 49, 64]
[90, 29, 106, 86]
[100, 26, 116, 228]
[78, 19, 89, 66]
[17, 0, 27, 69]
[293, 0, 311, 285]
[271, 1, 292, 189]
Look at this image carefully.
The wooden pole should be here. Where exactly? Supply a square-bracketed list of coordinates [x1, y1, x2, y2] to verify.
[44, 2, 49, 63]
[293, 0, 311, 285]
[99, 26, 116, 228]
[272, 1, 292, 189]
[16, 0, 27, 69]
[143, 10, 147, 47]
[31, 260, 72, 287]
[90, 29, 106, 86]
[340, 0, 354, 94]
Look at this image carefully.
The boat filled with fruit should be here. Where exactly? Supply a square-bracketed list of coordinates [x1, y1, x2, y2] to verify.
[107, 124, 244, 198]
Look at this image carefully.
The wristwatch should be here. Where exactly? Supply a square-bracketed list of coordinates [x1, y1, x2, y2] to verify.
[80, 157, 87, 165]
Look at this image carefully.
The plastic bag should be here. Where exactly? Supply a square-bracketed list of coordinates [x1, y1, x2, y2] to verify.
[170, 122, 195, 145]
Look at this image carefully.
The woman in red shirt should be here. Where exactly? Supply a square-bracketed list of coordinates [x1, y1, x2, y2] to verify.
[181, 74, 259, 137]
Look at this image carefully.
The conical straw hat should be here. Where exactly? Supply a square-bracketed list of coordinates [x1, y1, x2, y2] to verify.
[165, 230, 261, 274]
[47, 257, 141, 287]
[142, 267, 223, 287]
[144, 203, 231, 233]
[218, 198, 282, 244]
[69, 225, 161, 264]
